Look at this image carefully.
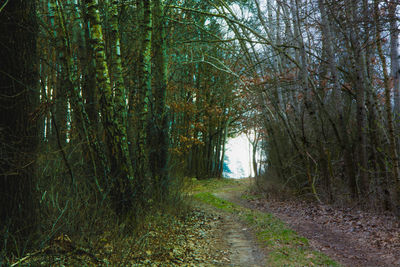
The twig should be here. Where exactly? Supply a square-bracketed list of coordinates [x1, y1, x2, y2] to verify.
[10, 250, 42, 267]
[50, 108, 75, 188]
[0, 0, 9, 13]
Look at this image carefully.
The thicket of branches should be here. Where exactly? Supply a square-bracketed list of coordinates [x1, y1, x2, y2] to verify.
[220, 0, 400, 211]
[2, 0, 400, 261]
[165, 0, 400, 212]
[0, 0, 244, 258]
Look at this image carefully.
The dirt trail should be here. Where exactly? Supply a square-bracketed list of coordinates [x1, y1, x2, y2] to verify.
[197, 201, 266, 267]
[220, 213, 265, 266]
[217, 179, 400, 267]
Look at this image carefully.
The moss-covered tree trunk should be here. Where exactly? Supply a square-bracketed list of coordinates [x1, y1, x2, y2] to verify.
[133, 0, 152, 199]
[108, 0, 128, 127]
[50, 0, 110, 194]
[86, 0, 134, 215]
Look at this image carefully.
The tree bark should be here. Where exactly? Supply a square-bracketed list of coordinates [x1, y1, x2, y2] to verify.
[375, 0, 400, 211]
[149, 0, 169, 197]
[346, 0, 369, 198]
[0, 0, 39, 251]
[86, 0, 135, 215]
[108, 0, 128, 127]
[389, 1, 400, 119]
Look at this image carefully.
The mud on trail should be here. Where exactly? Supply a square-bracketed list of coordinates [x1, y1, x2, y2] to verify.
[222, 214, 265, 266]
[195, 201, 267, 267]
[218, 179, 400, 267]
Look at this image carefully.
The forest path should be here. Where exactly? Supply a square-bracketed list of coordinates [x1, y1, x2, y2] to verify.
[216, 179, 400, 267]
[194, 178, 336, 266]
[222, 213, 265, 266]
[197, 201, 267, 267]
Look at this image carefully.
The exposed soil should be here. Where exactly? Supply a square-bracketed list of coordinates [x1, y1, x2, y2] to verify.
[196, 202, 267, 267]
[218, 179, 400, 267]
[220, 214, 266, 266]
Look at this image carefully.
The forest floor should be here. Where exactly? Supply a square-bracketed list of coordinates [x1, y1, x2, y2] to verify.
[10, 178, 400, 266]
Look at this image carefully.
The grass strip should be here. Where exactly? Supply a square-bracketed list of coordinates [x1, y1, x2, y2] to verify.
[188, 177, 240, 193]
[194, 192, 339, 267]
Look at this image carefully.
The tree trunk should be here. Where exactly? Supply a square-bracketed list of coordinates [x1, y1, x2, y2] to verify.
[346, 0, 369, 198]
[389, 1, 400, 119]
[252, 135, 259, 177]
[131, 0, 152, 201]
[108, 0, 128, 127]
[375, 0, 400, 211]
[86, 0, 134, 215]
[81, 3, 99, 129]
[0, 0, 39, 251]
[149, 0, 169, 198]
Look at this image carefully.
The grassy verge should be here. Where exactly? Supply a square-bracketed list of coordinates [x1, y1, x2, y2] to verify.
[187, 177, 240, 193]
[194, 191, 339, 266]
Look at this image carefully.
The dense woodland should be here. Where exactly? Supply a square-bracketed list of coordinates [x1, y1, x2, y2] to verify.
[1, 0, 400, 262]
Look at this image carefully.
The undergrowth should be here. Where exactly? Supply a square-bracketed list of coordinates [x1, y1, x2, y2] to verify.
[9, 208, 225, 266]
[3, 147, 192, 265]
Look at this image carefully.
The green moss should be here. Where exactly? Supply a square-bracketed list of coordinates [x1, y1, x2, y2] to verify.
[241, 193, 261, 201]
[188, 177, 240, 193]
[194, 192, 340, 267]
[194, 192, 238, 212]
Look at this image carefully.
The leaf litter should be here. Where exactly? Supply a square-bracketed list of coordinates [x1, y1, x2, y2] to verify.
[244, 191, 400, 266]
[10, 209, 234, 266]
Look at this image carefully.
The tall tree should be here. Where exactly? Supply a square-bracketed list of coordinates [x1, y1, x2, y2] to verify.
[0, 0, 39, 250]
[389, 0, 400, 119]
[375, 0, 400, 210]
[150, 0, 169, 197]
[345, 0, 369, 198]
[85, 0, 134, 215]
